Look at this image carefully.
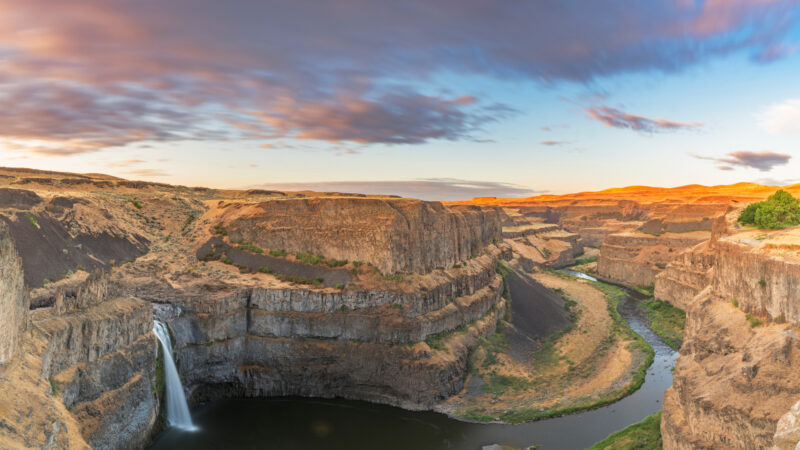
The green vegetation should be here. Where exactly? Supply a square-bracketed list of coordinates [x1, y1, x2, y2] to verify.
[738, 190, 800, 229]
[257, 266, 272, 274]
[126, 198, 143, 209]
[24, 212, 38, 227]
[731, 298, 739, 308]
[575, 256, 598, 265]
[49, 377, 61, 395]
[758, 279, 767, 287]
[213, 223, 227, 236]
[336, 283, 345, 290]
[296, 252, 321, 265]
[391, 303, 404, 310]
[745, 313, 763, 328]
[588, 411, 662, 450]
[382, 272, 404, 282]
[220, 256, 233, 265]
[325, 259, 348, 268]
[183, 213, 196, 231]
[640, 299, 686, 350]
[275, 273, 324, 286]
[237, 242, 264, 254]
[269, 249, 288, 257]
[459, 408, 495, 423]
[636, 283, 655, 297]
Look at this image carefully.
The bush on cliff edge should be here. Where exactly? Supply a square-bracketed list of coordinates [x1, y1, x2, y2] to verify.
[738, 190, 800, 229]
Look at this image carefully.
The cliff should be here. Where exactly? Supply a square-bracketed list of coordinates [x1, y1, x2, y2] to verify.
[212, 198, 501, 274]
[597, 231, 709, 288]
[0, 220, 27, 369]
[659, 218, 800, 449]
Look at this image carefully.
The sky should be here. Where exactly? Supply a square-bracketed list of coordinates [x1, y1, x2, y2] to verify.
[1, 0, 800, 200]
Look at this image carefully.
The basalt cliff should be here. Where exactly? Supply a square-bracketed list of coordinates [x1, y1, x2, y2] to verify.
[0, 167, 505, 449]
[459, 183, 800, 449]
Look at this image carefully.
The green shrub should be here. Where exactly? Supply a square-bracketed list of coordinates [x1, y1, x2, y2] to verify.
[213, 224, 227, 236]
[296, 252, 321, 265]
[745, 313, 763, 328]
[24, 212, 38, 227]
[126, 198, 143, 209]
[237, 242, 264, 254]
[383, 273, 404, 282]
[731, 298, 739, 308]
[257, 266, 272, 274]
[313, 277, 324, 286]
[758, 279, 767, 287]
[269, 249, 288, 257]
[221, 257, 232, 265]
[738, 190, 800, 229]
[325, 259, 348, 268]
[335, 283, 344, 290]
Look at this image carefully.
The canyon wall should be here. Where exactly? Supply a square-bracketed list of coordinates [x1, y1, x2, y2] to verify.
[133, 247, 505, 410]
[660, 224, 800, 449]
[215, 198, 501, 274]
[0, 220, 27, 369]
[597, 231, 709, 288]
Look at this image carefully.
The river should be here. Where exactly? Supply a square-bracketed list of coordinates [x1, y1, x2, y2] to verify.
[149, 270, 678, 450]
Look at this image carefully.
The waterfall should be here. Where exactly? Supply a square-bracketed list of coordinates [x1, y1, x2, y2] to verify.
[153, 320, 198, 431]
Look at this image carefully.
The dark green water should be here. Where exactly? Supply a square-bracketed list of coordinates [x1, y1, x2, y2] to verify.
[150, 273, 677, 450]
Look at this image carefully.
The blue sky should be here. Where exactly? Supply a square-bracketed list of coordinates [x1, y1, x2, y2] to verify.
[1, 0, 799, 199]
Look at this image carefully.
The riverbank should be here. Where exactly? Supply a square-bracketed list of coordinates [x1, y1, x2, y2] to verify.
[438, 266, 654, 424]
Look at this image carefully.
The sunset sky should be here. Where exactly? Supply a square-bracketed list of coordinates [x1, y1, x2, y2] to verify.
[1, 0, 799, 200]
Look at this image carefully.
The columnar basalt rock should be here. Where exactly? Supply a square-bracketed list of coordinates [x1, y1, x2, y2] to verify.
[597, 231, 709, 288]
[0, 220, 27, 370]
[213, 198, 501, 274]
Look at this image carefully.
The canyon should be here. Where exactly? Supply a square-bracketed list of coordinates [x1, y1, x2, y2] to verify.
[1, 168, 799, 449]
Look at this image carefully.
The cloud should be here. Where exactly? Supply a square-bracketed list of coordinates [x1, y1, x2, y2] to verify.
[248, 178, 543, 201]
[758, 98, 800, 134]
[106, 159, 145, 168]
[693, 151, 792, 171]
[0, 0, 796, 153]
[586, 106, 703, 132]
[753, 177, 800, 186]
[123, 168, 170, 177]
[540, 140, 567, 146]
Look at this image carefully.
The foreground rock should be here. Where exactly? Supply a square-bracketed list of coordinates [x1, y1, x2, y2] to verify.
[659, 215, 800, 449]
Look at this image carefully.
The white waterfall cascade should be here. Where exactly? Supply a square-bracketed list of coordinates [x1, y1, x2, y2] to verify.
[153, 320, 198, 431]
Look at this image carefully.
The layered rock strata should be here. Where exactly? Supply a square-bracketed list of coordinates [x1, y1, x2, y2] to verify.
[213, 198, 501, 274]
[140, 247, 505, 409]
[597, 231, 709, 287]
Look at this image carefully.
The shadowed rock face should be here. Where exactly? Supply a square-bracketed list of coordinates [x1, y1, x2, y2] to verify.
[0, 221, 27, 369]
[0, 188, 42, 209]
[215, 198, 501, 274]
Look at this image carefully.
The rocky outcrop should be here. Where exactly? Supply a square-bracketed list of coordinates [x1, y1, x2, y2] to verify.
[661, 220, 800, 449]
[654, 241, 715, 310]
[713, 238, 800, 323]
[597, 231, 709, 288]
[0, 220, 27, 369]
[33, 296, 158, 450]
[214, 198, 501, 274]
[661, 293, 800, 449]
[136, 248, 505, 410]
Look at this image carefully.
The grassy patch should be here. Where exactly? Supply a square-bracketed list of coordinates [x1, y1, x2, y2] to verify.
[382, 272, 404, 282]
[575, 256, 597, 265]
[336, 283, 345, 290]
[459, 409, 495, 422]
[49, 377, 61, 395]
[325, 259, 348, 268]
[296, 252, 321, 265]
[640, 299, 685, 350]
[269, 249, 288, 257]
[275, 273, 324, 287]
[237, 242, 264, 254]
[745, 313, 763, 328]
[126, 198, 143, 209]
[731, 298, 739, 308]
[636, 283, 655, 297]
[588, 411, 662, 449]
[257, 266, 272, 274]
[213, 223, 227, 236]
[182, 213, 196, 231]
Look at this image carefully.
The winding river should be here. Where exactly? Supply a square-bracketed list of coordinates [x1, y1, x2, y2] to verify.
[149, 270, 678, 450]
